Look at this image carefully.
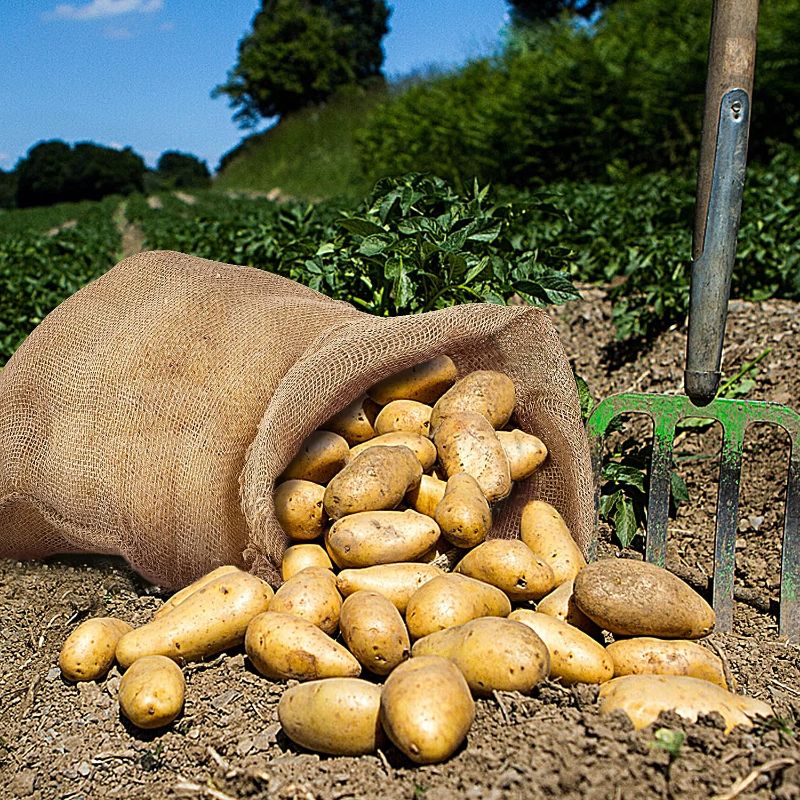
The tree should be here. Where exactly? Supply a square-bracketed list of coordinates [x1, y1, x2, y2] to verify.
[0, 168, 18, 209]
[157, 151, 211, 188]
[15, 141, 73, 207]
[508, 0, 616, 23]
[213, 0, 390, 127]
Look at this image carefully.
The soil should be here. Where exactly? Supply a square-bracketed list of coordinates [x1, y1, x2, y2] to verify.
[2, 290, 799, 800]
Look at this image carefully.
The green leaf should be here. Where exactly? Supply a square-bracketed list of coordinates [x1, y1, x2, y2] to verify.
[670, 470, 689, 506]
[652, 728, 685, 758]
[338, 217, 385, 237]
[573, 371, 595, 423]
[612, 492, 639, 548]
[602, 462, 646, 492]
[359, 232, 395, 257]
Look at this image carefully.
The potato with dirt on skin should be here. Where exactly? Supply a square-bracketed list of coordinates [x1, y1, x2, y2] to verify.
[245, 611, 361, 681]
[118, 655, 185, 730]
[375, 400, 433, 437]
[434, 412, 512, 503]
[430, 370, 516, 432]
[412, 617, 550, 695]
[406, 474, 447, 518]
[380, 656, 475, 764]
[274, 479, 327, 541]
[434, 473, 492, 549]
[348, 432, 438, 472]
[368, 355, 458, 406]
[520, 500, 586, 585]
[153, 565, 241, 621]
[59, 617, 133, 682]
[536, 579, 600, 635]
[324, 446, 422, 520]
[269, 566, 342, 635]
[115, 570, 273, 667]
[321, 395, 379, 445]
[339, 591, 411, 676]
[496, 430, 548, 480]
[281, 544, 333, 581]
[405, 573, 511, 640]
[336, 563, 443, 613]
[278, 678, 384, 756]
[454, 539, 555, 601]
[280, 430, 349, 484]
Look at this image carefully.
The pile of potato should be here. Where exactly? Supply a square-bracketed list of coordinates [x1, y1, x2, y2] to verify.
[59, 356, 773, 762]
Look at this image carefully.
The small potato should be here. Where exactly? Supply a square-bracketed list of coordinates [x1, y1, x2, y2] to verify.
[369, 355, 458, 406]
[340, 591, 411, 676]
[430, 370, 516, 432]
[405, 573, 511, 640]
[435, 473, 492, 549]
[118, 655, 184, 730]
[412, 617, 549, 695]
[274, 480, 327, 541]
[348, 432, 438, 472]
[598, 675, 773, 733]
[280, 430, 349, 484]
[269, 567, 342, 635]
[325, 510, 440, 568]
[454, 539, 555, 601]
[434, 412, 512, 503]
[59, 617, 133, 682]
[536, 579, 600, 635]
[520, 500, 586, 585]
[278, 679, 383, 755]
[375, 400, 433, 437]
[337, 563, 443, 613]
[153, 565, 242, 621]
[509, 610, 613, 685]
[322, 395, 379, 445]
[606, 638, 728, 689]
[282, 544, 333, 581]
[116, 570, 273, 667]
[380, 656, 474, 764]
[496, 430, 548, 480]
[406, 474, 447, 518]
[573, 559, 715, 639]
[245, 611, 361, 681]
[324, 446, 422, 520]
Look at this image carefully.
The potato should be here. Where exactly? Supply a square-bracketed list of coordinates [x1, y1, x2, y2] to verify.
[280, 430, 349, 484]
[430, 370, 516, 432]
[324, 446, 422, 520]
[375, 400, 433, 437]
[573, 559, 715, 639]
[348, 432, 438, 472]
[496, 430, 548, 480]
[245, 611, 361, 681]
[509, 609, 613, 685]
[606, 638, 728, 689]
[454, 539, 555, 601]
[153, 565, 241, 621]
[339, 591, 411, 676]
[337, 563, 443, 613]
[325, 510, 440, 568]
[369, 355, 458, 406]
[412, 617, 549, 695]
[520, 500, 586, 585]
[405, 573, 512, 640]
[406, 474, 447, 518]
[322, 395, 379, 445]
[278, 679, 383, 755]
[269, 567, 342, 635]
[433, 473, 492, 549]
[536, 579, 600, 635]
[59, 617, 133, 682]
[274, 479, 327, 541]
[118, 655, 184, 730]
[116, 570, 273, 667]
[380, 656, 474, 764]
[282, 543, 333, 581]
[433, 412, 512, 503]
[598, 675, 773, 733]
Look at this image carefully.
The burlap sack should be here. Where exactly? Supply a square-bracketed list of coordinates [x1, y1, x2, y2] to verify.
[0, 250, 594, 588]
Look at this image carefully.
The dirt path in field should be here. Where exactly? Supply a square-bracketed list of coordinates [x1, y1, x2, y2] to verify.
[114, 200, 145, 258]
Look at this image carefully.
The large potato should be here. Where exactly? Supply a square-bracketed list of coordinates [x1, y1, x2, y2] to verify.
[368, 355, 458, 406]
[324, 446, 422, 520]
[606, 638, 728, 689]
[282, 543, 333, 581]
[375, 400, 433, 437]
[405, 573, 511, 640]
[430, 370, 516, 432]
[509, 610, 613, 685]
[520, 500, 586, 585]
[339, 591, 410, 676]
[336, 563, 443, 613]
[454, 539, 555, 601]
[433, 412, 512, 502]
[412, 617, 549, 695]
[325, 510, 440, 568]
[153, 565, 241, 621]
[280, 430, 349, 484]
[573, 559, 715, 639]
[536, 579, 600, 635]
[348, 432, 437, 471]
[116, 570, 273, 667]
[118, 655, 184, 730]
[322, 395, 379, 445]
[245, 611, 361, 681]
[380, 656, 474, 764]
[406, 474, 447, 518]
[598, 675, 773, 733]
[269, 567, 342, 635]
[435, 473, 492, 548]
[278, 679, 383, 755]
[496, 430, 548, 480]
[274, 479, 327, 541]
[59, 617, 133, 682]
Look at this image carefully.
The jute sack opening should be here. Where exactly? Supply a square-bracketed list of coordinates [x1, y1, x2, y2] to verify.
[0, 250, 594, 588]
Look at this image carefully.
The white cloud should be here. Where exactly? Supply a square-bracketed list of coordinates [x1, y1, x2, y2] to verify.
[48, 0, 162, 21]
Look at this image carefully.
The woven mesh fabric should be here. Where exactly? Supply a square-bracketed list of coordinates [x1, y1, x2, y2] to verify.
[0, 250, 594, 588]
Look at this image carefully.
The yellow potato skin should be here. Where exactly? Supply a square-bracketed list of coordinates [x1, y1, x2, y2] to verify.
[274, 480, 327, 541]
[281, 544, 333, 581]
[520, 500, 586, 585]
[269, 567, 342, 635]
[380, 656, 475, 764]
[375, 400, 433, 437]
[322, 395, 379, 445]
[118, 655, 185, 730]
[496, 430, 548, 481]
[280, 430, 350, 484]
[411, 617, 550, 695]
[509, 609, 613, 685]
[348, 432, 438, 471]
[278, 679, 384, 755]
[59, 617, 133, 682]
[406, 474, 447, 518]
[336, 563, 443, 613]
[536, 579, 600, 635]
[434, 473, 492, 549]
[116, 571, 274, 667]
[368, 355, 458, 406]
[245, 611, 361, 681]
[430, 370, 516, 432]
[153, 566, 241, 621]
[339, 591, 411, 676]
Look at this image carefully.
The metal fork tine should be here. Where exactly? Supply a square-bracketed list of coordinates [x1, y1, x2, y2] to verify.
[645, 416, 678, 568]
[780, 442, 800, 640]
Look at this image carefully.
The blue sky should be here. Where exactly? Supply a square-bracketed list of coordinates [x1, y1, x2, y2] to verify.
[0, 0, 509, 172]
